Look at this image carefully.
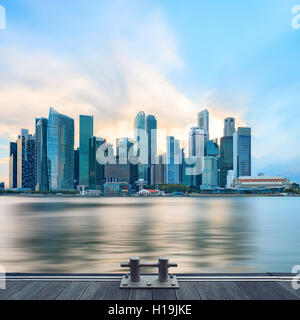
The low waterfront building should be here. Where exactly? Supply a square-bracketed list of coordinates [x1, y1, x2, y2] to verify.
[233, 176, 290, 189]
[103, 182, 131, 196]
[138, 189, 164, 196]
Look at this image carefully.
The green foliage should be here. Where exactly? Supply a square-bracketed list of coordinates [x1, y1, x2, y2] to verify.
[158, 184, 190, 194]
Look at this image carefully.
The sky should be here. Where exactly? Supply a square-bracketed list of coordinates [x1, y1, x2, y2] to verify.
[0, 0, 300, 185]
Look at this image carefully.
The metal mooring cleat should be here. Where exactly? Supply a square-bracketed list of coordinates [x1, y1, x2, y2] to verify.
[120, 256, 179, 289]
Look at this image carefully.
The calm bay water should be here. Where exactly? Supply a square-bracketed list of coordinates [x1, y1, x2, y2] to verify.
[0, 196, 299, 273]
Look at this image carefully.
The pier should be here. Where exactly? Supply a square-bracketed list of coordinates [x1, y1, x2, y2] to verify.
[1, 273, 299, 300]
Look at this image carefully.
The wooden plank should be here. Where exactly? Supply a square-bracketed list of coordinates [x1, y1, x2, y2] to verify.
[0, 281, 30, 300]
[194, 282, 224, 300]
[80, 282, 110, 300]
[213, 282, 250, 300]
[153, 289, 177, 300]
[55, 282, 90, 300]
[32, 282, 70, 300]
[104, 282, 130, 300]
[175, 282, 201, 300]
[236, 282, 298, 300]
[277, 282, 300, 299]
[129, 289, 153, 300]
[9, 281, 50, 300]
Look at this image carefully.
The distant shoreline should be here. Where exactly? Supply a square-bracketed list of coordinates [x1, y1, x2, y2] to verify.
[1, 193, 299, 198]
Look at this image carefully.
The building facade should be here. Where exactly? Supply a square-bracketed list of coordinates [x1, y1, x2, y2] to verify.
[79, 115, 93, 186]
[220, 136, 233, 188]
[197, 109, 209, 145]
[224, 117, 235, 137]
[165, 136, 180, 184]
[17, 129, 36, 190]
[233, 127, 251, 178]
[9, 142, 18, 189]
[36, 118, 49, 191]
[201, 156, 219, 189]
[146, 115, 157, 185]
[89, 137, 105, 190]
[47, 108, 74, 191]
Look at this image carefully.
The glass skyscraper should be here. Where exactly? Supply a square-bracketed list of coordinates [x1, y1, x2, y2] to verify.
[36, 118, 49, 191]
[9, 142, 17, 189]
[166, 136, 180, 184]
[201, 156, 219, 188]
[134, 111, 148, 182]
[17, 129, 36, 190]
[220, 136, 233, 188]
[233, 127, 251, 178]
[89, 137, 105, 189]
[79, 115, 93, 186]
[197, 109, 209, 151]
[47, 107, 74, 191]
[146, 115, 157, 184]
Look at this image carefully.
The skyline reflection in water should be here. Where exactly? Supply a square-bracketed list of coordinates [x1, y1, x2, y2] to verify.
[0, 196, 299, 273]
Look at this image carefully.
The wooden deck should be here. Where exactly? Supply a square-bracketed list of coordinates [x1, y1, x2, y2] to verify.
[1, 274, 300, 300]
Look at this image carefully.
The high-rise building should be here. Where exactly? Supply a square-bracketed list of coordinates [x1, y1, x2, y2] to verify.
[17, 129, 36, 190]
[79, 115, 93, 186]
[74, 148, 79, 190]
[47, 107, 74, 191]
[165, 136, 180, 184]
[206, 139, 219, 156]
[89, 137, 105, 190]
[197, 109, 209, 148]
[146, 115, 157, 185]
[189, 127, 205, 185]
[220, 136, 233, 188]
[154, 154, 165, 185]
[224, 117, 235, 137]
[9, 142, 17, 189]
[36, 118, 49, 191]
[233, 127, 251, 178]
[201, 156, 219, 189]
[134, 111, 148, 182]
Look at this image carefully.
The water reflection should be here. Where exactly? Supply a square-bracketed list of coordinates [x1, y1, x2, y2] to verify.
[0, 197, 299, 273]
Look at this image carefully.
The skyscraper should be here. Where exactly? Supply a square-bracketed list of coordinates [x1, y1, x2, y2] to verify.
[36, 118, 49, 191]
[165, 136, 180, 184]
[154, 154, 165, 185]
[201, 156, 219, 189]
[17, 129, 36, 189]
[134, 111, 148, 182]
[197, 109, 209, 149]
[47, 107, 74, 191]
[220, 136, 233, 188]
[189, 127, 205, 185]
[89, 137, 105, 189]
[9, 142, 17, 189]
[233, 127, 251, 178]
[224, 117, 235, 137]
[146, 115, 157, 185]
[79, 115, 93, 186]
[74, 148, 79, 190]
[206, 139, 219, 156]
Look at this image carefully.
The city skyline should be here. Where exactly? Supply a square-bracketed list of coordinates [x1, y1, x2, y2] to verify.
[1, 1, 300, 185]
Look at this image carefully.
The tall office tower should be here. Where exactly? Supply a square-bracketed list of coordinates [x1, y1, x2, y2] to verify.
[181, 149, 192, 186]
[219, 136, 233, 188]
[165, 136, 180, 184]
[116, 138, 134, 163]
[74, 148, 79, 190]
[35, 118, 49, 191]
[47, 107, 74, 191]
[224, 117, 235, 137]
[201, 156, 219, 189]
[134, 111, 148, 182]
[154, 154, 165, 185]
[189, 127, 205, 185]
[89, 137, 105, 190]
[79, 115, 93, 186]
[206, 139, 219, 156]
[146, 115, 157, 184]
[197, 109, 209, 151]
[17, 129, 36, 190]
[9, 142, 18, 189]
[233, 127, 251, 178]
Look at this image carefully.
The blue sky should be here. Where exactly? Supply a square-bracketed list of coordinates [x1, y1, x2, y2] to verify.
[0, 0, 300, 184]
